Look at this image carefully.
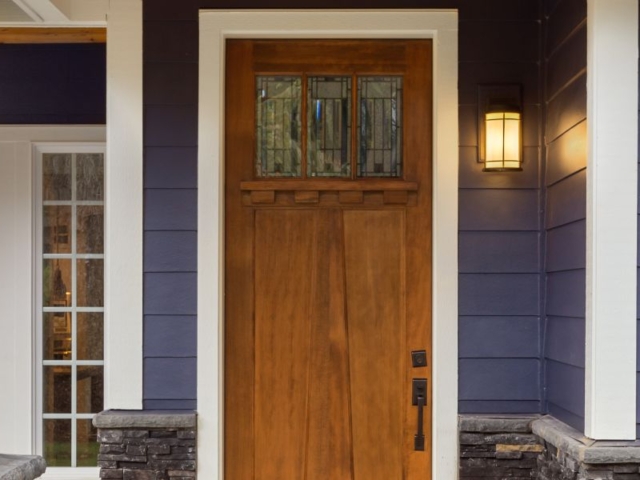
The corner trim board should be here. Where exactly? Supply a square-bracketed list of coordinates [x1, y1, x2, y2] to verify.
[585, 0, 639, 440]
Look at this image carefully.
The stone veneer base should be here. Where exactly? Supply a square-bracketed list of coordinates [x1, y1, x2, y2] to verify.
[460, 414, 640, 480]
[0, 455, 46, 480]
[93, 410, 197, 480]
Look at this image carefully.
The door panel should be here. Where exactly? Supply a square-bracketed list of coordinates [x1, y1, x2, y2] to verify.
[344, 210, 405, 479]
[225, 39, 432, 480]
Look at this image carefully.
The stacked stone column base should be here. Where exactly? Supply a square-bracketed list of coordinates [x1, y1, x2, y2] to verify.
[93, 410, 196, 480]
[460, 414, 640, 480]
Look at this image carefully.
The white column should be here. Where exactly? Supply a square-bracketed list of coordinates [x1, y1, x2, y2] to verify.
[585, 0, 639, 440]
[105, 0, 144, 410]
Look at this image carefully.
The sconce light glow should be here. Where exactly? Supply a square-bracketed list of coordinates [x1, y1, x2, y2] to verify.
[483, 106, 522, 172]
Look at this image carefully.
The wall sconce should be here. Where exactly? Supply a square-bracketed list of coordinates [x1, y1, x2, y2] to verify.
[478, 85, 523, 172]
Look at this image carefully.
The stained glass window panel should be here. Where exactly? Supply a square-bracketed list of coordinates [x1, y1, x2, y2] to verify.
[357, 76, 403, 177]
[256, 76, 302, 177]
[307, 76, 352, 177]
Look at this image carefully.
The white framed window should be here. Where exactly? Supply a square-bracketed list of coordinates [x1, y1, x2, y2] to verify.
[34, 143, 105, 476]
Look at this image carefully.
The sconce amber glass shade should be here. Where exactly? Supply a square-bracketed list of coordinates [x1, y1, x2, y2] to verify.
[483, 107, 522, 172]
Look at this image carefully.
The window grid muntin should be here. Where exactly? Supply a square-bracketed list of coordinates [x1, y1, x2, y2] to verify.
[40, 151, 104, 468]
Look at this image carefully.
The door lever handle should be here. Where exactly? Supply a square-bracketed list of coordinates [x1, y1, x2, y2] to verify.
[412, 378, 427, 451]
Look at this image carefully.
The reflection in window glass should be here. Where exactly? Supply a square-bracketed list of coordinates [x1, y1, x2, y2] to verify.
[256, 76, 302, 177]
[43, 154, 72, 201]
[357, 76, 403, 177]
[77, 366, 104, 414]
[76, 154, 104, 201]
[76, 420, 98, 467]
[77, 313, 104, 360]
[43, 366, 71, 414]
[44, 420, 72, 467]
[77, 259, 104, 307]
[41, 150, 104, 468]
[307, 76, 352, 177]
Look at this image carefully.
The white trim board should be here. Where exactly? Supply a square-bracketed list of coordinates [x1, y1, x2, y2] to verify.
[198, 10, 459, 479]
[105, 0, 143, 411]
[0, 126, 104, 462]
[585, 0, 639, 440]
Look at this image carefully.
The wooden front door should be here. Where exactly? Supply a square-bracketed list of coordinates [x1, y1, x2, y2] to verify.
[225, 39, 432, 480]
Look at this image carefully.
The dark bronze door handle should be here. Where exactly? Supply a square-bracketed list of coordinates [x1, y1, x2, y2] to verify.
[412, 378, 427, 451]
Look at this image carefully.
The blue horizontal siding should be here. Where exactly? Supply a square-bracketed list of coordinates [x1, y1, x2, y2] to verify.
[545, 317, 585, 368]
[546, 25, 586, 99]
[546, 170, 587, 229]
[0, 44, 105, 124]
[459, 274, 540, 316]
[546, 73, 587, 143]
[543, 0, 587, 433]
[546, 270, 585, 318]
[144, 316, 197, 357]
[546, 121, 587, 186]
[546, 220, 586, 272]
[546, 360, 585, 421]
[145, 147, 198, 189]
[144, 231, 197, 272]
[459, 232, 539, 273]
[144, 273, 197, 315]
[144, 358, 197, 400]
[459, 359, 540, 401]
[144, 189, 197, 231]
[144, 105, 198, 147]
[459, 317, 540, 358]
[459, 190, 539, 231]
[459, 400, 541, 414]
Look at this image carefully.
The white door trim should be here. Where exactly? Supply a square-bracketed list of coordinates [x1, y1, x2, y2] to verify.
[197, 10, 459, 479]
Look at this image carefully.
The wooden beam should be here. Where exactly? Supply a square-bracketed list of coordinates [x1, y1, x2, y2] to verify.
[0, 28, 106, 44]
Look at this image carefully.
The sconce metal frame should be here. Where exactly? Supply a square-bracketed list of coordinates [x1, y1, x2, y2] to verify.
[477, 84, 523, 172]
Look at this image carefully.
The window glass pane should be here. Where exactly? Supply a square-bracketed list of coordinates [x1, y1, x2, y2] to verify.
[77, 420, 98, 467]
[43, 154, 72, 201]
[43, 366, 71, 414]
[43, 260, 72, 307]
[77, 259, 104, 307]
[43, 206, 71, 254]
[78, 313, 104, 360]
[44, 419, 72, 467]
[76, 154, 104, 201]
[256, 76, 302, 177]
[357, 76, 403, 177]
[43, 312, 72, 361]
[307, 76, 352, 177]
[77, 206, 104, 253]
[77, 366, 104, 414]
[40, 149, 105, 470]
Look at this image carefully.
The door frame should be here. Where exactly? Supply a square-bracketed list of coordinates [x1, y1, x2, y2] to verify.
[198, 10, 459, 479]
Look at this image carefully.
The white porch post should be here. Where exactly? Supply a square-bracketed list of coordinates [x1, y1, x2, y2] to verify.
[105, 0, 144, 410]
[585, 0, 639, 440]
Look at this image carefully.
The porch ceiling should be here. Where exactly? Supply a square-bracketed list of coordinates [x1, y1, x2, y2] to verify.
[0, 0, 106, 25]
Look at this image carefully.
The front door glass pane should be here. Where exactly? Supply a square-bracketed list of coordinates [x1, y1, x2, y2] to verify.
[357, 76, 403, 177]
[256, 76, 302, 177]
[307, 76, 352, 177]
